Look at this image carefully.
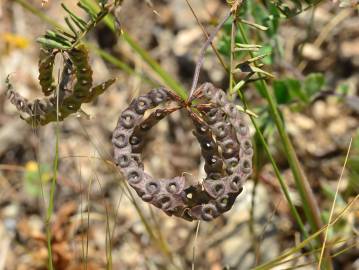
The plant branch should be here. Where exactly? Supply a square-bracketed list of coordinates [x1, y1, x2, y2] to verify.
[237, 19, 333, 270]
[189, 10, 232, 98]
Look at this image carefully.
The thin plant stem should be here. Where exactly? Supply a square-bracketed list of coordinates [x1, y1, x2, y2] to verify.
[253, 195, 358, 270]
[184, 0, 228, 72]
[81, 0, 189, 99]
[76, 121, 177, 268]
[45, 71, 61, 270]
[317, 138, 353, 269]
[189, 10, 232, 98]
[237, 20, 326, 242]
[228, 0, 309, 249]
[191, 221, 201, 270]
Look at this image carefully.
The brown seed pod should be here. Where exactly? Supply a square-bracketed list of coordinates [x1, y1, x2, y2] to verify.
[7, 44, 115, 126]
[38, 48, 57, 96]
[112, 83, 253, 221]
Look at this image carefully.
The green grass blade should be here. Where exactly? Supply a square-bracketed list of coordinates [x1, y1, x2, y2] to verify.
[81, 0, 188, 99]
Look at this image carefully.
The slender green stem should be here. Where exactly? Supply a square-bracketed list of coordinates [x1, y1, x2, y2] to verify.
[237, 19, 333, 270]
[121, 32, 188, 99]
[45, 83, 61, 270]
[237, 22, 319, 230]
[228, 1, 308, 250]
[86, 43, 155, 85]
[82, 0, 188, 99]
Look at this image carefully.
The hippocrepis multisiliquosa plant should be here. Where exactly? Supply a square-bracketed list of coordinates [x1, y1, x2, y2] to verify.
[6, 0, 122, 126]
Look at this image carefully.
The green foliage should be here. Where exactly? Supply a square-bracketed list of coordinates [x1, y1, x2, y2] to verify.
[273, 73, 325, 105]
[37, 0, 122, 50]
[273, 0, 323, 17]
[347, 131, 359, 196]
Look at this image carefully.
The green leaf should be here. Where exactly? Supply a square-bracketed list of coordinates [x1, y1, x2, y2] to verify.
[304, 73, 325, 98]
[255, 45, 273, 65]
[273, 80, 291, 104]
[37, 37, 71, 50]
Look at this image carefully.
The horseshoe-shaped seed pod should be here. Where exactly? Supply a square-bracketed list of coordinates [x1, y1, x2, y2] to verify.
[112, 83, 253, 221]
[38, 48, 57, 96]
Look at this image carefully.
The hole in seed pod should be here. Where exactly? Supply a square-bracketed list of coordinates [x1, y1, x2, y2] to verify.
[239, 123, 249, 136]
[202, 141, 214, 151]
[241, 158, 252, 174]
[197, 125, 208, 134]
[146, 181, 160, 194]
[217, 92, 225, 101]
[113, 132, 128, 148]
[118, 154, 130, 168]
[203, 86, 214, 98]
[204, 206, 213, 215]
[232, 175, 240, 185]
[159, 196, 171, 210]
[215, 195, 229, 211]
[127, 169, 142, 184]
[230, 175, 242, 192]
[130, 135, 141, 145]
[207, 155, 218, 165]
[227, 104, 236, 115]
[120, 110, 137, 129]
[220, 196, 228, 205]
[214, 183, 224, 193]
[242, 139, 251, 149]
[167, 182, 179, 194]
[223, 140, 235, 156]
[214, 122, 228, 139]
[135, 97, 151, 114]
[67, 104, 76, 111]
[150, 88, 167, 104]
[208, 172, 221, 180]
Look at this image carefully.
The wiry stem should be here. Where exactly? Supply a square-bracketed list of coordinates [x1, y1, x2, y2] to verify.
[189, 10, 232, 98]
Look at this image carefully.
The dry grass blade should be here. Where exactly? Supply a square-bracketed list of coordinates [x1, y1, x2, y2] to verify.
[317, 138, 353, 270]
[253, 195, 358, 270]
[191, 221, 201, 270]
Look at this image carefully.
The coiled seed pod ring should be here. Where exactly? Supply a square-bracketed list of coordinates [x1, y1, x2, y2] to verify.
[112, 83, 253, 221]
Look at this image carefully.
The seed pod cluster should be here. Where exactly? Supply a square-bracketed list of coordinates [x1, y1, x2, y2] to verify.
[112, 83, 253, 221]
[38, 48, 57, 96]
[6, 44, 115, 126]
